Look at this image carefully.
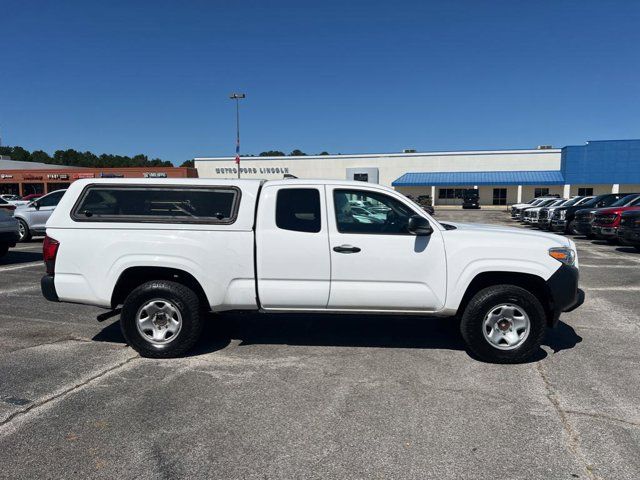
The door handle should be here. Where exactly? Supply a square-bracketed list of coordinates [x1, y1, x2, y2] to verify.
[333, 245, 361, 253]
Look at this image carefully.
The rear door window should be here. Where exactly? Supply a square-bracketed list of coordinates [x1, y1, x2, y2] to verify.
[275, 188, 321, 233]
[72, 185, 240, 224]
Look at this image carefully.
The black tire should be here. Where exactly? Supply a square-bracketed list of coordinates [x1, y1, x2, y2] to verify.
[566, 220, 579, 235]
[0, 243, 8, 258]
[635, 245, 640, 252]
[120, 280, 204, 358]
[460, 285, 546, 364]
[17, 219, 31, 242]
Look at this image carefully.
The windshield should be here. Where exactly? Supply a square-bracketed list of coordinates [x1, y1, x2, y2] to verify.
[560, 197, 582, 207]
[610, 194, 640, 207]
[579, 195, 606, 207]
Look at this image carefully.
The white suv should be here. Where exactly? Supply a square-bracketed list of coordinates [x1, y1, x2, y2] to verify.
[40, 179, 584, 363]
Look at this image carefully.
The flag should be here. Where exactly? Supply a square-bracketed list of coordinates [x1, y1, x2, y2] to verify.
[235, 139, 240, 165]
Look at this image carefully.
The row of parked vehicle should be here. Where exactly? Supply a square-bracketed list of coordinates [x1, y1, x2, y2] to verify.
[510, 193, 640, 250]
[0, 190, 64, 258]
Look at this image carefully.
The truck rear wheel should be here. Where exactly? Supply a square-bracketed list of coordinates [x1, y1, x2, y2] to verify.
[460, 285, 546, 363]
[120, 280, 204, 358]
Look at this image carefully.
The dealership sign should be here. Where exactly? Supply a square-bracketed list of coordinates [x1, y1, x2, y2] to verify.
[0, 174, 14, 179]
[143, 172, 168, 178]
[214, 166, 291, 175]
[73, 173, 95, 179]
[47, 174, 69, 180]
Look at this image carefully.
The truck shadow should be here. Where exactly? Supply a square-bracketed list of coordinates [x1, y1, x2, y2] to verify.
[93, 313, 582, 362]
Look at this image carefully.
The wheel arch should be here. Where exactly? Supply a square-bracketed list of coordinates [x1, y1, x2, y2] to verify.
[457, 271, 554, 326]
[110, 266, 210, 310]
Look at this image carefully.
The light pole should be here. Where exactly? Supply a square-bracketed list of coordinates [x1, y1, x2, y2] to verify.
[229, 93, 245, 178]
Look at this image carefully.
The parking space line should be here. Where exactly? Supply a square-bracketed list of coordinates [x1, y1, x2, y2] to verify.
[584, 286, 640, 291]
[0, 285, 40, 295]
[0, 262, 42, 272]
[580, 264, 639, 268]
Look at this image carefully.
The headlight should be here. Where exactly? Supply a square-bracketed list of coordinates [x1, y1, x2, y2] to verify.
[549, 247, 576, 266]
[559, 210, 566, 220]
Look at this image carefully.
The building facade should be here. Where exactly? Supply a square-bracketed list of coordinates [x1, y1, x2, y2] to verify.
[195, 139, 640, 206]
[0, 162, 198, 196]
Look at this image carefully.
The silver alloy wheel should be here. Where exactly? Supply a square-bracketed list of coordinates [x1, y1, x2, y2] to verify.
[17, 220, 26, 240]
[136, 299, 183, 345]
[482, 304, 530, 350]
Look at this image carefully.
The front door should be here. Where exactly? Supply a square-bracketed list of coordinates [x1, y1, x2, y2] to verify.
[326, 186, 446, 312]
[256, 184, 331, 309]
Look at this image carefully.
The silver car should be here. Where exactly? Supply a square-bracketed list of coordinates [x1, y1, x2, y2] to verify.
[14, 189, 67, 242]
[0, 209, 19, 257]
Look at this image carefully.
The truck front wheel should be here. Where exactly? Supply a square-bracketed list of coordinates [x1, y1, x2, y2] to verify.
[120, 280, 204, 358]
[460, 285, 546, 363]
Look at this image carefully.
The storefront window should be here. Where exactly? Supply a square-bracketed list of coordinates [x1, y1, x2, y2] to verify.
[492, 188, 507, 205]
[0, 184, 20, 195]
[534, 188, 550, 197]
[578, 187, 593, 196]
[47, 182, 71, 192]
[22, 183, 45, 195]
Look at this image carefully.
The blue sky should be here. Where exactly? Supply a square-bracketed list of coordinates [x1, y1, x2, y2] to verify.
[1, 0, 639, 164]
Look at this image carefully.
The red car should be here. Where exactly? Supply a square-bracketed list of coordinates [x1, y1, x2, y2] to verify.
[0, 197, 17, 213]
[591, 205, 640, 242]
[21, 193, 44, 202]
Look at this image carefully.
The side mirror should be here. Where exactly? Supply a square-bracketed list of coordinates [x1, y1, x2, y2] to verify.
[32, 201, 40, 210]
[407, 215, 433, 236]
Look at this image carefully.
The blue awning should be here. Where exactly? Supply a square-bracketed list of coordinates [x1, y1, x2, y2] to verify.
[392, 170, 565, 186]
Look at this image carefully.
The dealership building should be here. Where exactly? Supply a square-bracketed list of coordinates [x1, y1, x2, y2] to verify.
[195, 139, 640, 206]
[0, 159, 198, 196]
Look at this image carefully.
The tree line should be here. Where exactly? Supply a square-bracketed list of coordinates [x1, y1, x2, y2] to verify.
[0, 145, 173, 168]
[0, 145, 334, 169]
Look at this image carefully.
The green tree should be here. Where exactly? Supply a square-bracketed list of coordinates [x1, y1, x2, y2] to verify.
[289, 149, 306, 156]
[259, 150, 285, 157]
[10, 146, 31, 162]
[30, 150, 53, 164]
[318, 151, 329, 155]
[181, 159, 195, 167]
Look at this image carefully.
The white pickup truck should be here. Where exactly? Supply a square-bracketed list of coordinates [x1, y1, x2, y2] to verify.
[41, 178, 584, 363]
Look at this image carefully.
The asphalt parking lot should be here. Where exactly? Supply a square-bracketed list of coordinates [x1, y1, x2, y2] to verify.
[1, 210, 639, 480]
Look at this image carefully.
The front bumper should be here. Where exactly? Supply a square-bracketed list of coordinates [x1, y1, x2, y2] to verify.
[41, 275, 59, 302]
[618, 227, 640, 244]
[592, 225, 618, 238]
[551, 220, 567, 231]
[546, 264, 584, 327]
[574, 221, 593, 235]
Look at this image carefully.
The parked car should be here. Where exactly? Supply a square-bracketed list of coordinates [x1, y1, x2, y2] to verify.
[523, 198, 566, 225]
[461, 190, 480, 209]
[41, 178, 583, 363]
[0, 210, 19, 258]
[0, 194, 28, 206]
[537, 196, 592, 230]
[573, 194, 640, 238]
[13, 189, 67, 241]
[21, 193, 44, 201]
[551, 193, 634, 234]
[0, 197, 17, 214]
[591, 198, 640, 242]
[617, 210, 640, 251]
[511, 196, 559, 219]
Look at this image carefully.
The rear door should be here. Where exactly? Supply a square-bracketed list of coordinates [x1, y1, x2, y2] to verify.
[256, 184, 331, 309]
[326, 186, 446, 312]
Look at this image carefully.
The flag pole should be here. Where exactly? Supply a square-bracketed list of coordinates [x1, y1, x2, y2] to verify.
[229, 93, 246, 179]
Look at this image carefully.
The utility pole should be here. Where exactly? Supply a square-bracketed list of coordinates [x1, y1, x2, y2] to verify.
[229, 93, 246, 178]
